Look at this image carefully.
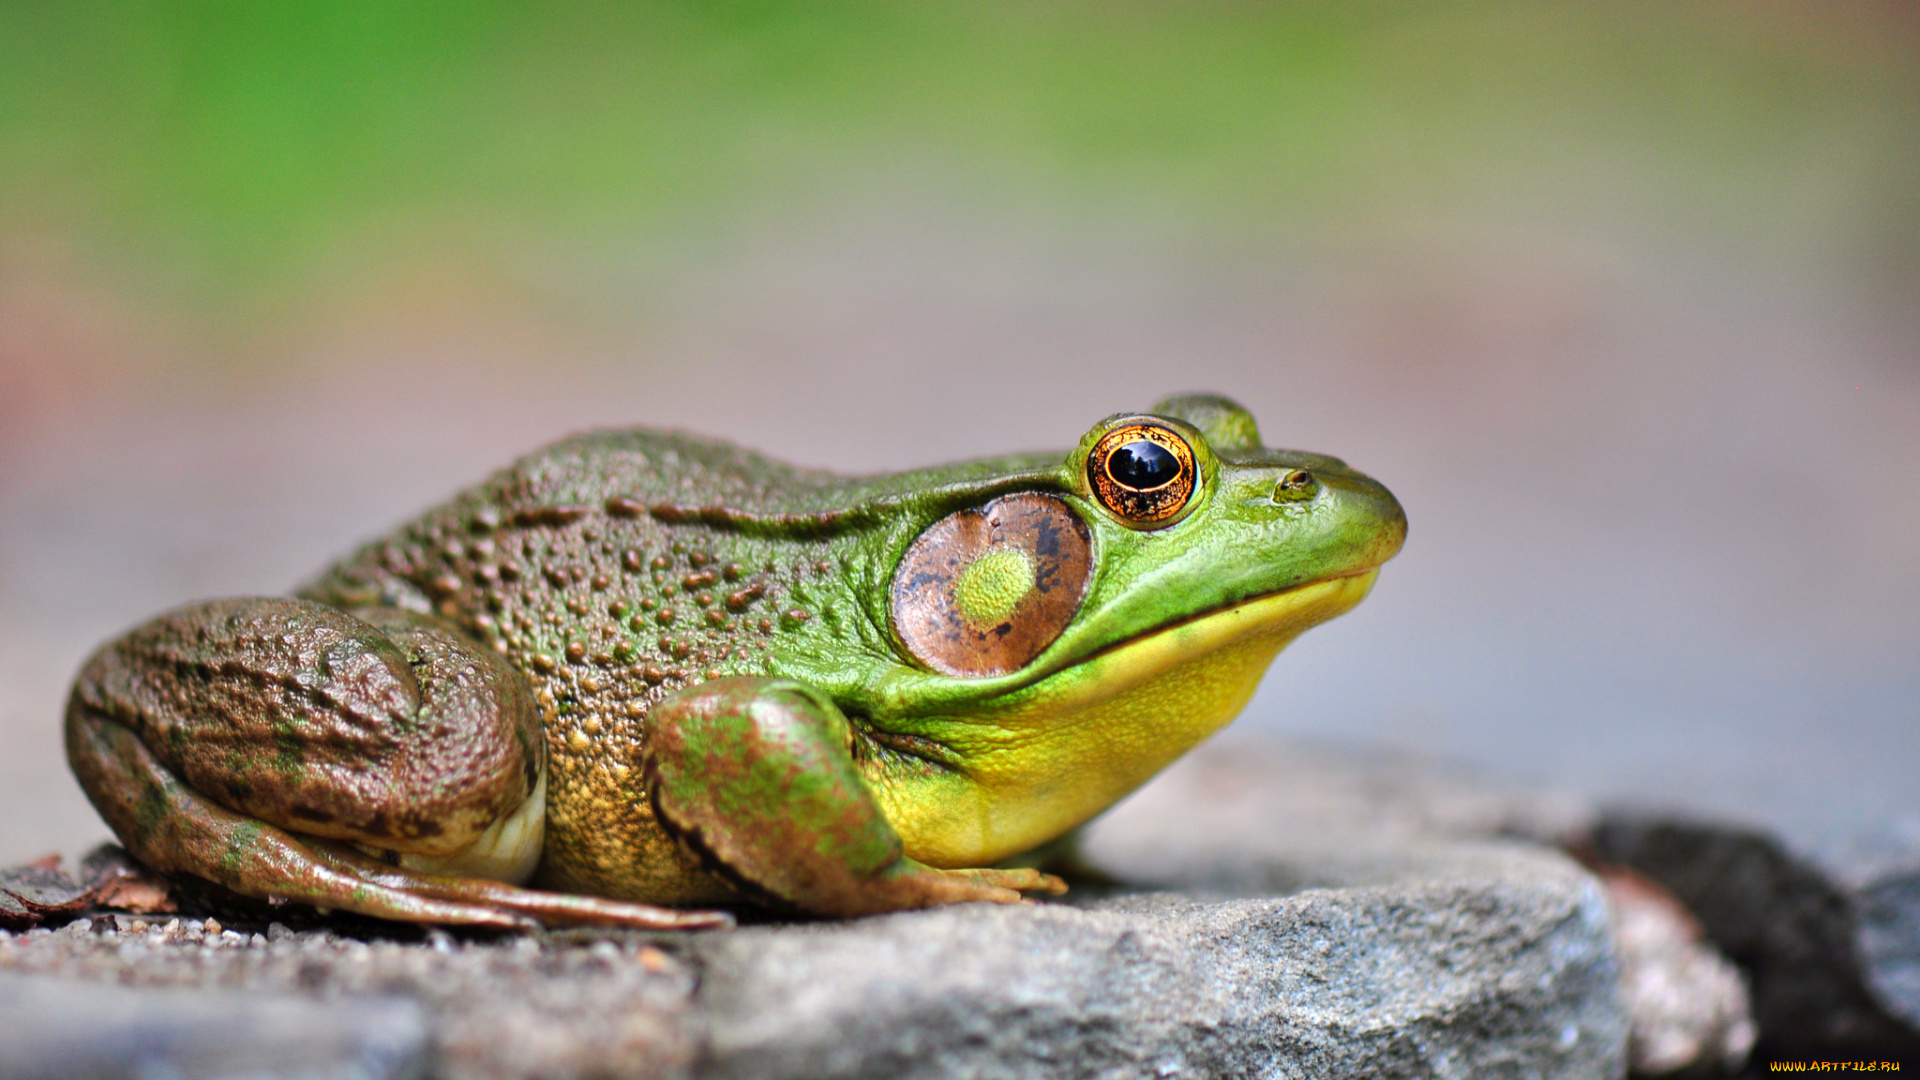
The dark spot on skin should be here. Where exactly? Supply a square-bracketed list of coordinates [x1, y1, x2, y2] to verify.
[132, 780, 170, 843]
[401, 817, 444, 839]
[994, 623, 1013, 638]
[510, 506, 591, 528]
[1033, 517, 1062, 558]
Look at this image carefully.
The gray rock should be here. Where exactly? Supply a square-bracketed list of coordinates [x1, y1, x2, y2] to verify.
[0, 919, 697, 1080]
[693, 885, 1622, 1080]
[1595, 813, 1920, 1057]
[1859, 857, 1920, 1030]
[686, 736, 1628, 1080]
[0, 738, 1636, 1080]
[0, 971, 428, 1080]
[1079, 738, 1783, 1076]
[1602, 870, 1755, 1075]
[1075, 736, 1600, 896]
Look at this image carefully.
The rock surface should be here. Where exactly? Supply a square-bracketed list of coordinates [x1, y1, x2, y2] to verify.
[700, 882, 1620, 1080]
[0, 969, 429, 1080]
[0, 916, 699, 1080]
[1600, 868, 1755, 1075]
[0, 863, 1624, 1080]
[1081, 738, 1764, 1076]
[0, 737, 1641, 1079]
[1160, 735, 1920, 1064]
[1595, 813, 1920, 1058]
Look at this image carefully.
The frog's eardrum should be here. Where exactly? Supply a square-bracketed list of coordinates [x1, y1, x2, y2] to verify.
[889, 493, 1093, 678]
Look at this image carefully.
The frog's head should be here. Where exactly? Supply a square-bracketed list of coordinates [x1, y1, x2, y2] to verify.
[774, 393, 1405, 866]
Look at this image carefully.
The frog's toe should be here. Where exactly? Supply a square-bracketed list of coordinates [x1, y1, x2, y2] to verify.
[986, 867, 1070, 896]
[309, 844, 734, 931]
[891, 865, 1071, 907]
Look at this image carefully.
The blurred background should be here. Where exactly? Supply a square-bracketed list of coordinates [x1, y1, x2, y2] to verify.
[2, 1, 1916, 865]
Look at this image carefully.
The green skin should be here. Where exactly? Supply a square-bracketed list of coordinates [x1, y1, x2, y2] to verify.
[64, 394, 1405, 929]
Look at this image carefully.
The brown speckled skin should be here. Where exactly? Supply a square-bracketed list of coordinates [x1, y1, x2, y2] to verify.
[300, 430, 1060, 903]
[68, 601, 542, 853]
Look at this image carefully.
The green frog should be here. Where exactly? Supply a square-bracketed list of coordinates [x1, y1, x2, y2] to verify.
[65, 393, 1404, 929]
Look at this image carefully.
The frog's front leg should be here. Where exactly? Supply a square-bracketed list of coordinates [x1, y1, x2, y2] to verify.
[644, 677, 1066, 917]
[65, 597, 728, 930]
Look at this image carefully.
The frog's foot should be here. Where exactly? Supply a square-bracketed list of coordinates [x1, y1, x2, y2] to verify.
[65, 597, 732, 931]
[880, 865, 1070, 908]
[645, 677, 1070, 918]
[308, 844, 733, 929]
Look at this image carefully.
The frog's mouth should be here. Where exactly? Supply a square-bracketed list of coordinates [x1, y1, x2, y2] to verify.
[976, 567, 1381, 727]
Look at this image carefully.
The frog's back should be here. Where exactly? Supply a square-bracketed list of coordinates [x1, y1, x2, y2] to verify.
[300, 429, 874, 902]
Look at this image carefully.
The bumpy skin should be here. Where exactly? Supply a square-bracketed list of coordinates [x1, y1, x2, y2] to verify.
[65, 394, 1406, 926]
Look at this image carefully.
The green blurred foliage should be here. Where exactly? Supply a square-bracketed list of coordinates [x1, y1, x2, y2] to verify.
[2, 1, 1915, 313]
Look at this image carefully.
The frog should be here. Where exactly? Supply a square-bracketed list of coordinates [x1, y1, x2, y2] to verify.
[64, 393, 1405, 930]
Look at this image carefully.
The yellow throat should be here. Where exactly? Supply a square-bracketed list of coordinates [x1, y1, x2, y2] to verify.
[877, 568, 1380, 867]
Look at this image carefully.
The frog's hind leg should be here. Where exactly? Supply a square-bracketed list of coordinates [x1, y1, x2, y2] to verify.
[66, 597, 730, 930]
[68, 706, 533, 928]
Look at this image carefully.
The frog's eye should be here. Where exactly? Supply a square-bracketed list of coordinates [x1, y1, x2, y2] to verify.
[1086, 423, 1196, 527]
[889, 492, 1094, 678]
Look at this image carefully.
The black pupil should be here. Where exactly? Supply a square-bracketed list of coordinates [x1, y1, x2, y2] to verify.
[1108, 440, 1180, 490]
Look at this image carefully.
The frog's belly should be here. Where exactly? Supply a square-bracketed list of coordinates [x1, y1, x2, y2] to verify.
[534, 753, 739, 905]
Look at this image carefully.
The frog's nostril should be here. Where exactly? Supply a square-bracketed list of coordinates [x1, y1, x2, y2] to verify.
[1273, 469, 1316, 502]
